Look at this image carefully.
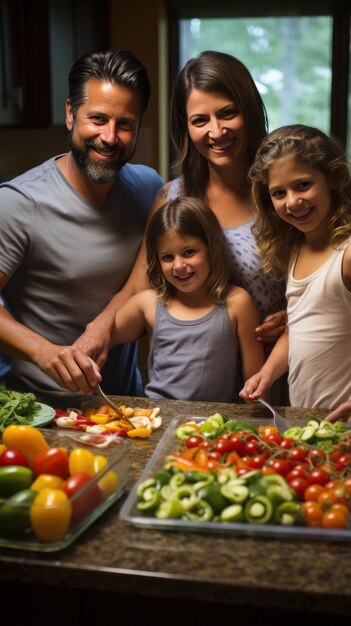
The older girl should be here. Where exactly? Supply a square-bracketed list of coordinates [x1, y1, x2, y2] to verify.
[240, 124, 351, 409]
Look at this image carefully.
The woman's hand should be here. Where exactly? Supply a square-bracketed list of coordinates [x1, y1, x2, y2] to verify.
[255, 309, 287, 349]
[324, 401, 351, 423]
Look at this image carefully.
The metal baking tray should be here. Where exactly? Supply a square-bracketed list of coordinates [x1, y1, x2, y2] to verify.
[120, 416, 351, 542]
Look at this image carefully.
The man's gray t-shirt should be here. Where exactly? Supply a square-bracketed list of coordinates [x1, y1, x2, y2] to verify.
[0, 156, 163, 393]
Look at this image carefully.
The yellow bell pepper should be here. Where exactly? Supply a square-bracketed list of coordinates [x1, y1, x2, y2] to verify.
[127, 427, 152, 439]
[90, 413, 113, 425]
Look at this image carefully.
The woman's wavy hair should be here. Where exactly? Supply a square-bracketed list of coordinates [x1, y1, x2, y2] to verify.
[250, 124, 351, 278]
[146, 197, 233, 304]
[170, 50, 268, 199]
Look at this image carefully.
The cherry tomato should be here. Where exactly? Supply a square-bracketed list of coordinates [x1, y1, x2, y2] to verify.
[330, 503, 349, 518]
[263, 432, 283, 446]
[288, 476, 308, 500]
[302, 501, 323, 527]
[322, 507, 348, 529]
[62, 471, 103, 522]
[247, 454, 266, 469]
[213, 439, 233, 455]
[236, 430, 256, 442]
[289, 447, 309, 463]
[307, 467, 330, 486]
[258, 425, 279, 438]
[199, 439, 212, 450]
[286, 465, 309, 482]
[317, 489, 337, 508]
[335, 455, 351, 473]
[185, 435, 204, 449]
[279, 438, 295, 450]
[207, 451, 222, 461]
[228, 434, 246, 455]
[309, 448, 327, 466]
[304, 483, 325, 502]
[268, 458, 291, 477]
[32, 447, 69, 479]
[0, 448, 29, 468]
[243, 440, 261, 456]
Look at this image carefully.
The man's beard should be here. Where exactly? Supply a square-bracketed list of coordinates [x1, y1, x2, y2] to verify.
[68, 134, 131, 184]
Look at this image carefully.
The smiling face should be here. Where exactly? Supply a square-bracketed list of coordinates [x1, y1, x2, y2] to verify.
[157, 230, 211, 297]
[186, 88, 249, 169]
[268, 156, 334, 238]
[66, 78, 142, 184]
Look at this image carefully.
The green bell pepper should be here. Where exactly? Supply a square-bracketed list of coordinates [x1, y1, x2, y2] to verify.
[244, 494, 274, 524]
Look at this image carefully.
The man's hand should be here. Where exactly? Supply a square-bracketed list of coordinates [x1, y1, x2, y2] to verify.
[36, 342, 101, 394]
[255, 309, 287, 347]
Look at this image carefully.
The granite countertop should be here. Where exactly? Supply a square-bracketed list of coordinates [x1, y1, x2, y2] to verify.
[1, 395, 351, 617]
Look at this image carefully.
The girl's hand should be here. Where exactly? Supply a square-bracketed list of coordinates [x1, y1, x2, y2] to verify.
[239, 371, 272, 401]
[255, 309, 287, 346]
[324, 401, 351, 423]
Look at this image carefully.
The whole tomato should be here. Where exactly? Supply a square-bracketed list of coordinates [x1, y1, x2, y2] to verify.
[288, 476, 308, 500]
[286, 464, 309, 482]
[32, 447, 69, 479]
[214, 439, 234, 455]
[268, 458, 292, 477]
[309, 448, 327, 466]
[279, 438, 295, 450]
[263, 432, 283, 447]
[307, 467, 330, 486]
[228, 434, 246, 455]
[185, 435, 204, 449]
[30, 488, 72, 542]
[0, 448, 29, 468]
[335, 455, 351, 473]
[289, 447, 309, 463]
[62, 471, 103, 523]
[243, 440, 261, 456]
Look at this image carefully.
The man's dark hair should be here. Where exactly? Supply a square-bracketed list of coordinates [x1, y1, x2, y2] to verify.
[68, 49, 151, 117]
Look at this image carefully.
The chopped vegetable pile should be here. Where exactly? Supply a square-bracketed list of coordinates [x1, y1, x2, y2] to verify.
[135, 413, 351, 529]
[0, 386, 39, 434]
[55, 404, 162, 439]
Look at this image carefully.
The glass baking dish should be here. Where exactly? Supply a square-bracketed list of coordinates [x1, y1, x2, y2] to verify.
[0, 428, 129, 551]
[120, 416, 351, 542]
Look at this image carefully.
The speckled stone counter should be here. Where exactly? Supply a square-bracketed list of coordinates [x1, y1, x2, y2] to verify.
[1, 396, 350, 624]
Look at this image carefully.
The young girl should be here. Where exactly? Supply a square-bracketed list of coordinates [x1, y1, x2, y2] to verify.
[96, 196, 265, 402]
[240, 124, 351, 410]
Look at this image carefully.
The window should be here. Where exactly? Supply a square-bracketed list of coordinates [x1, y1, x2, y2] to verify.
[167, 1, 351, 156]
